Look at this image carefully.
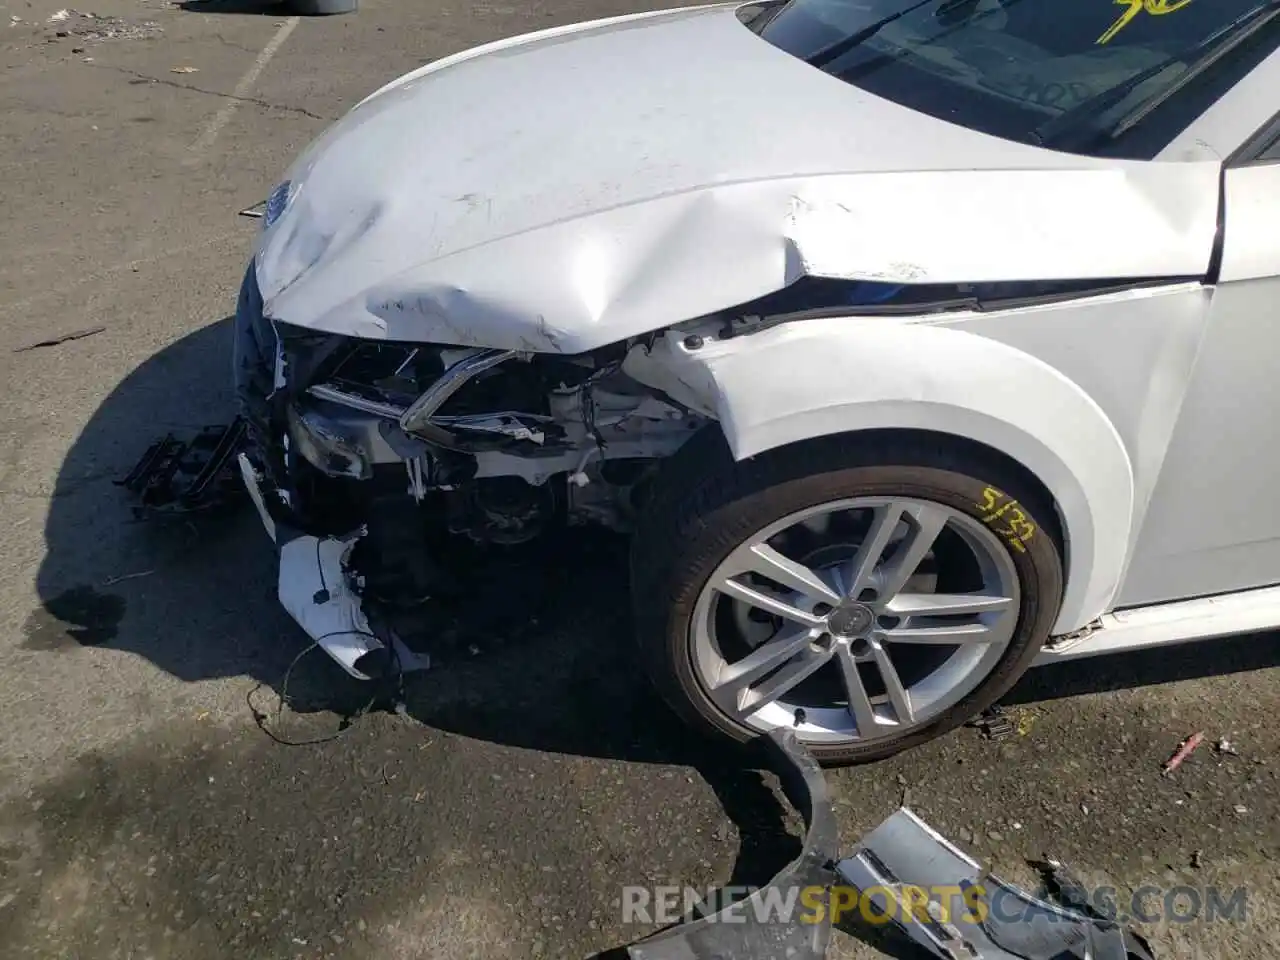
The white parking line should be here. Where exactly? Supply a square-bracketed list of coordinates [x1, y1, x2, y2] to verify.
[186, 16, 301, 163]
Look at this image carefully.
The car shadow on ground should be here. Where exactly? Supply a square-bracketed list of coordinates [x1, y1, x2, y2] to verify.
[32, 318, 1280, 959]
[30, 317, 819, 955]
[176, 0, 292, 14]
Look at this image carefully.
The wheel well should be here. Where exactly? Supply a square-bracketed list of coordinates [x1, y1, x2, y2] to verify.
[739, 426, 1068, 561]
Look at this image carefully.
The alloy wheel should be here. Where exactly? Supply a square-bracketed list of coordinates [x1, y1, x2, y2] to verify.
[688, 497, 1020, 745]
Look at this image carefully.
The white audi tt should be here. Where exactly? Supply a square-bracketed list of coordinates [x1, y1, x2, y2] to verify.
[233, 0, 1280, 764]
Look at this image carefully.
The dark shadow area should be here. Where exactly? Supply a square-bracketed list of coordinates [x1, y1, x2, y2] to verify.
[1007, 629, 1280, 705]
[35, 317, 810, 950]
[177, 0, 291, 15]
[36, 318, 1280, 958]
[34, 317, 306, 693]
[0, 712, 806, 960]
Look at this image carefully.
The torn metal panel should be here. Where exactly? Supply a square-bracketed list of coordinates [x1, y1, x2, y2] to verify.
[625, 728, 838, 960]
[238, 452, 278, 542]
[253, 5, 1217, 354]
[835, 808, 1153, 960]
[277, 531, 381, 678]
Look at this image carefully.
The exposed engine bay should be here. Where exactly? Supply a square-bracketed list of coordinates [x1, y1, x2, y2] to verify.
[227, 264, 715, 678]
[289, 337, 702, 537]
[253, 316, 706, 532]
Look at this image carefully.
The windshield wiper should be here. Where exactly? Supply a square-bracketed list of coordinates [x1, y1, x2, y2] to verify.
[1031, 0, 1280, 151]
[806, 0, 939, 68]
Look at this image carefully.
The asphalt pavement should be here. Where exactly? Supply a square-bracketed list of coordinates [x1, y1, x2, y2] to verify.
[0, 1, 1277, 958]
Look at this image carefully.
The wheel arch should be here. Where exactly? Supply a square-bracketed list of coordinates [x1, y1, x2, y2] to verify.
[626, 318, 1134, 633]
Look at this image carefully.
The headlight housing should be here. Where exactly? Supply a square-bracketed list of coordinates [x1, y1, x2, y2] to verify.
[263, 180, 298, 229]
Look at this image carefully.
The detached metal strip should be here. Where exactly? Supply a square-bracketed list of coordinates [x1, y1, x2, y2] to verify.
[399, 348, 519, 433]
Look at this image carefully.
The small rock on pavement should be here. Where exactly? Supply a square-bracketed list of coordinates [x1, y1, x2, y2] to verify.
[1233, 804, 1248, 815]
[957, 827, 974, 845]
[988, 830, 1004, 841]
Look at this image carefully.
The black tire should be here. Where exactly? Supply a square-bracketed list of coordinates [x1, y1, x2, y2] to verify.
[289, 0, 358, 14]
[630, 429, 1063, 766]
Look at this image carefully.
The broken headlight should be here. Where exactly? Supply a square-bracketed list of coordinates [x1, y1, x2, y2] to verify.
[286, 404, 373, 480]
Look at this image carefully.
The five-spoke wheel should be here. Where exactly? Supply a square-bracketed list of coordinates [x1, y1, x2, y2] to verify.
[632, 432, 1062, 765]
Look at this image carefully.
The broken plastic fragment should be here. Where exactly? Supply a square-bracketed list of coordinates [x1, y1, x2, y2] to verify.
[835, 808, 1155, 960]
[624, 729, 836, 960]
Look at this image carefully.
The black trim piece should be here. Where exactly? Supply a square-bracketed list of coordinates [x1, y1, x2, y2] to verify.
[971, 275, 1205, 312]
[1206, 166, 1228, 284]
[721, 276, 1206, 340]
[1226, 107, 1280, 166]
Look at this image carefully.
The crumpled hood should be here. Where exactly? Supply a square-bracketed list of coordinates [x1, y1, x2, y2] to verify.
[256, 3, 1220, 354]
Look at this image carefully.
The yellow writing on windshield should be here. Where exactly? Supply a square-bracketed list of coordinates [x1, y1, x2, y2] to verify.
[1097, 0, 1194, 45]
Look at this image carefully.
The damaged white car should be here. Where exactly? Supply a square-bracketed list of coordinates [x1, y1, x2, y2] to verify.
[227, 0, 1280, 763]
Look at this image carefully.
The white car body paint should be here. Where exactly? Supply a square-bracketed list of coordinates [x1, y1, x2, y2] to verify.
[349, 6, 719, 111]
[624, 318, 1134, 634]
[239, 1, 1280, 684]
[252, 4, 1218, 354]
[277, 533, 431, 681]
[1034, 583, 1280, 665]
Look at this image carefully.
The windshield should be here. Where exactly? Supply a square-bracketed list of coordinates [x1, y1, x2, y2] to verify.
[745, 0, 1277, 152]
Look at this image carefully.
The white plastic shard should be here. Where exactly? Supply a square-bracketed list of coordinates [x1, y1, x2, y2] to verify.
[276, 532, 430, 680]
[238, 453, 278, 543]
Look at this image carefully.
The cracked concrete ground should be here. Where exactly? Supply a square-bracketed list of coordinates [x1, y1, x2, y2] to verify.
[0, 0, 1277, 958]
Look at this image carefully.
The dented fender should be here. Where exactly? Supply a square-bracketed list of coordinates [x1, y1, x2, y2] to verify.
[625, 319, 1134, 634]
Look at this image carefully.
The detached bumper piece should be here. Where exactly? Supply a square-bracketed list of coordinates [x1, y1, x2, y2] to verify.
[236, 454, 431, 682]
[626, 729, 838, 960]
[625, 730, 1156, 960]
[834, 810, 1155, 960]
[117, 417, 248, 516]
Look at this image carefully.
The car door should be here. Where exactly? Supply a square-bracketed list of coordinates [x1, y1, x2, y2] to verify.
[1117, 134, 1280, 606]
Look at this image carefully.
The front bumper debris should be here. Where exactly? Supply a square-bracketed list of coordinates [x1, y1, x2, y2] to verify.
[236, 453, 429, 681]
[117, 418, 248, 516]
[225, 261, 429, 680]
[834, 811, 1155, 960]
[625, 729, 838, 960]
[623, 729, 1156, 960]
